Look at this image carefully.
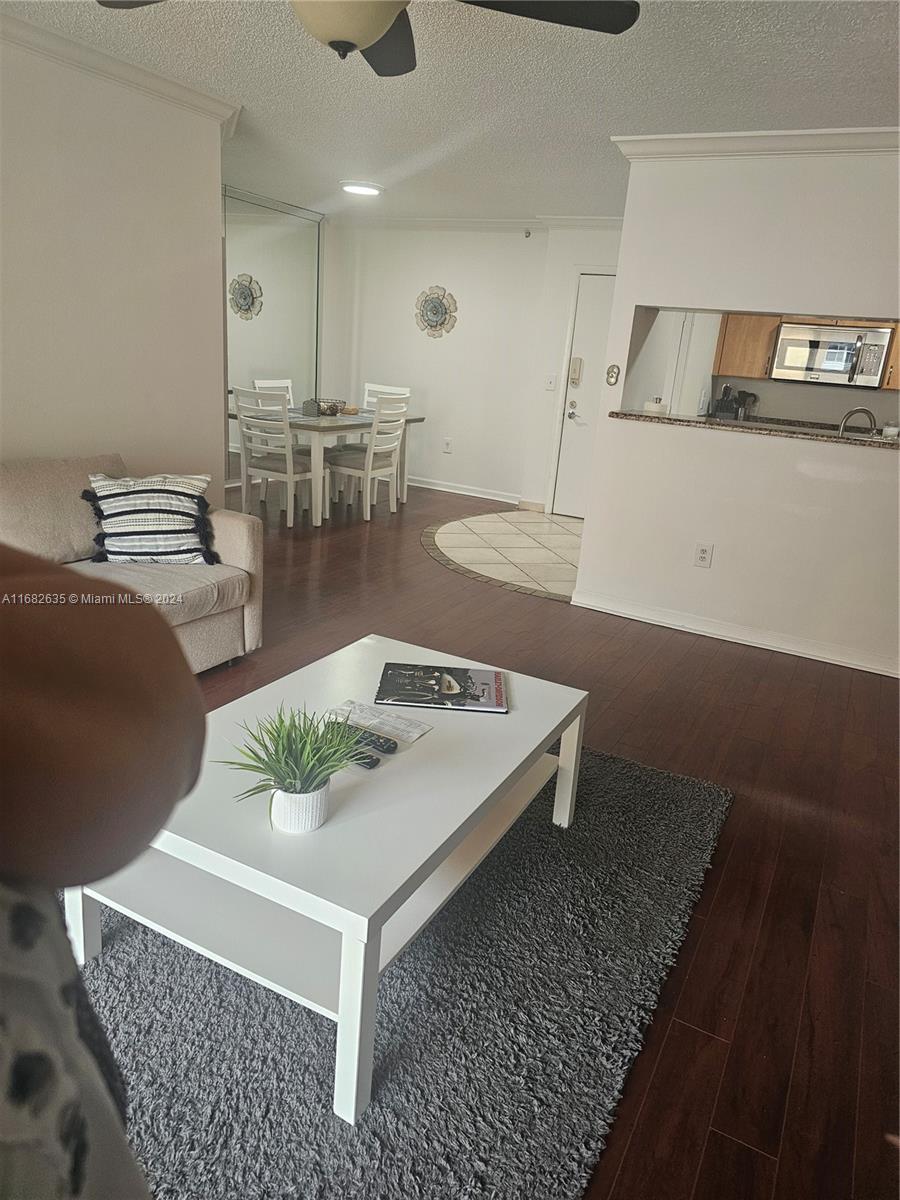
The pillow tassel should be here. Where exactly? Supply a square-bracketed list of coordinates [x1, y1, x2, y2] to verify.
[81, 488, 105, 525]
[194, 511, 221, 564]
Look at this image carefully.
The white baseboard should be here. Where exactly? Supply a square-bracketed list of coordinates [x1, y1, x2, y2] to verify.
[408, 477, 520, 506]
[570, 588, 899, 678]
[518, 499, 546, 512]
[227, 474, 525, 508]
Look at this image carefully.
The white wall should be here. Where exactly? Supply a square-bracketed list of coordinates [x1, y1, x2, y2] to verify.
[318, 221, 356, 404]
[673, 313, 721, 417]
[320, 223, 545, 503]
[580, 419, 899, 672]
[576, 131, 900, 675]
[319, 221, 620, 505]
[0, 20, 234, 503]
[622, 308, 685, 412]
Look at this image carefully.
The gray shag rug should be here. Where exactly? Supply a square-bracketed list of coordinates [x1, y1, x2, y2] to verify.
[82, 750, 730, 1200]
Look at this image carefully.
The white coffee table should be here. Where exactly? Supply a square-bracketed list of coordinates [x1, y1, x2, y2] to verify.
[64, 635, 587, 1124]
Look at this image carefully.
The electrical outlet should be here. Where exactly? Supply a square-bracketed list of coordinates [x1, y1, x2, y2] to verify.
[544, 374, 557, 392]
[442, 438, 453, 454]
[694, 542, 714, 568]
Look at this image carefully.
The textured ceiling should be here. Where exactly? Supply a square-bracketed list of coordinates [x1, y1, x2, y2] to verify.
[5, 0, 898, 219]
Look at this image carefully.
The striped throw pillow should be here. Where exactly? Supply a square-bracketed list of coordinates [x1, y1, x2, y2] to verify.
[81, 473, 220, 565]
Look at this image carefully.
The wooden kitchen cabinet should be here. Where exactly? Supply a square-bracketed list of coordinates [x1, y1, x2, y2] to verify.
[782, 315, 837, 325]
[835, 317, 896, 328]
[781, 316, 891, 328]
[713, 313, 782, 379]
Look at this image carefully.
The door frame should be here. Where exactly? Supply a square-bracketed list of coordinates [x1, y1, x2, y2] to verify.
[545, 266, 617, 515]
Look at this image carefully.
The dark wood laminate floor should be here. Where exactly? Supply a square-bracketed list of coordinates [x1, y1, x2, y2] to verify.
[202, 486, 899, 1200]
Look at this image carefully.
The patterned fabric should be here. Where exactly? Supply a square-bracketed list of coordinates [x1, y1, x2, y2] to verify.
[325, 450, 393, 470]
[246, 451, 311, 473]
[81, 474, 220, 565]
[0, 883, 152, 1199]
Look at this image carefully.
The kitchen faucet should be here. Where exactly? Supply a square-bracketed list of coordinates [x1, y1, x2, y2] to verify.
[838, 407, 878, 437]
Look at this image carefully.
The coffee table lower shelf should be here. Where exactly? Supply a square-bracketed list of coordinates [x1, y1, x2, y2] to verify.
[87, 850, 344, 1017]
[70, 751, 562, 1120]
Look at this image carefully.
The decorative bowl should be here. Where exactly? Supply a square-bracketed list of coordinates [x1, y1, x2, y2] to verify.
[315, 398, 346, 417]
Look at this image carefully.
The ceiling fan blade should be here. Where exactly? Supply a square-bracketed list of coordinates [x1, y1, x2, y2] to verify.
[360, 8, 416, 75]
[460, 0, 639, 36]
[96, 0, 165, 8]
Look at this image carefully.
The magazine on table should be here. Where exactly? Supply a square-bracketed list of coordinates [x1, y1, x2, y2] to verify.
[374, 663, 508, 714]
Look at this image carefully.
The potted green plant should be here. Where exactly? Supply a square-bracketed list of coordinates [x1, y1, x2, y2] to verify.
[220, 706, 364, 834]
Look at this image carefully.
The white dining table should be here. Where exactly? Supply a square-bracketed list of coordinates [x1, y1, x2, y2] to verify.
[228, 408, 425, 527]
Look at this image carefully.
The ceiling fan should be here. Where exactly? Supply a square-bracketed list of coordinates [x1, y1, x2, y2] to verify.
[95, 1, 641, 77]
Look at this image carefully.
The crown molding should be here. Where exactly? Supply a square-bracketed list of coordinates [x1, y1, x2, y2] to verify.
[612, 127, 900, 162]
[0, 14, 240, 141]
[325, 215, 542, 231]
[324, 214, 622, 232]
[535, 216, 623, 231]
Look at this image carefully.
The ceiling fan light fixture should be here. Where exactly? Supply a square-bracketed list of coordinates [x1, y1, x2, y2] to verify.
[290, 2, 408, 53]
[340, 181, 384, 196]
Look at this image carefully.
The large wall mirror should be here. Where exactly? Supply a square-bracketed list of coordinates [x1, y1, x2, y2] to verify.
[223, 188, 321, 485]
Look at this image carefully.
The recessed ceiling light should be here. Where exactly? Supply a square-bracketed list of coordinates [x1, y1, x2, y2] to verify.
[340, 181, 383, 196]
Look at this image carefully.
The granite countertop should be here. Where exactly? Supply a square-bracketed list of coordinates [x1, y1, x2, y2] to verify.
[609, 410, 900, 450]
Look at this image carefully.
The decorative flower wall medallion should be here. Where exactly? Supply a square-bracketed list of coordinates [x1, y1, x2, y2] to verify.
[415, 285, 457, 338]
[228, 274, 263, 320]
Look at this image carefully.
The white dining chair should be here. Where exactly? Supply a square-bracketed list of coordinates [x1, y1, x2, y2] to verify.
[253, 378, 311, 455]
[326, 396, 407, 521]
[235, 385, 289, 513]
[328, 382, 413, 489]
[235, 388, 329, 528]
[253, 378, 294, 403]
[233, 385, 286, 502]
[363, 382, 411, 409]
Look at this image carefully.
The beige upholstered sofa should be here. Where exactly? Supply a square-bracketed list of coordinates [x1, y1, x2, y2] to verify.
[0, 454, 263, 673]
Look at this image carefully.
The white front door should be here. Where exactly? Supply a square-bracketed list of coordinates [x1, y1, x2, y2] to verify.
[551, 273, 616, 518]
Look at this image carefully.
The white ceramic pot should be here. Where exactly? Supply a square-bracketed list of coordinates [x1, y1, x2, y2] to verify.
[270, 781, 330, 835]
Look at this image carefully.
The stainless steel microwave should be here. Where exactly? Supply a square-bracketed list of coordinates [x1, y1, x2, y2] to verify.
[770, 323, 893, 388]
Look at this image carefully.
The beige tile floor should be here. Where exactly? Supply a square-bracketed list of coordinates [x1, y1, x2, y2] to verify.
[434, 510, 583, 597]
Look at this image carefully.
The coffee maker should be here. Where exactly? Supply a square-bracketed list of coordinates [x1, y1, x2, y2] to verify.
[709, 385, 758, 422]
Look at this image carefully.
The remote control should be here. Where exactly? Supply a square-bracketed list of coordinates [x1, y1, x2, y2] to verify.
[347, 725, 398, 755]
[354, 752, 381, 770]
